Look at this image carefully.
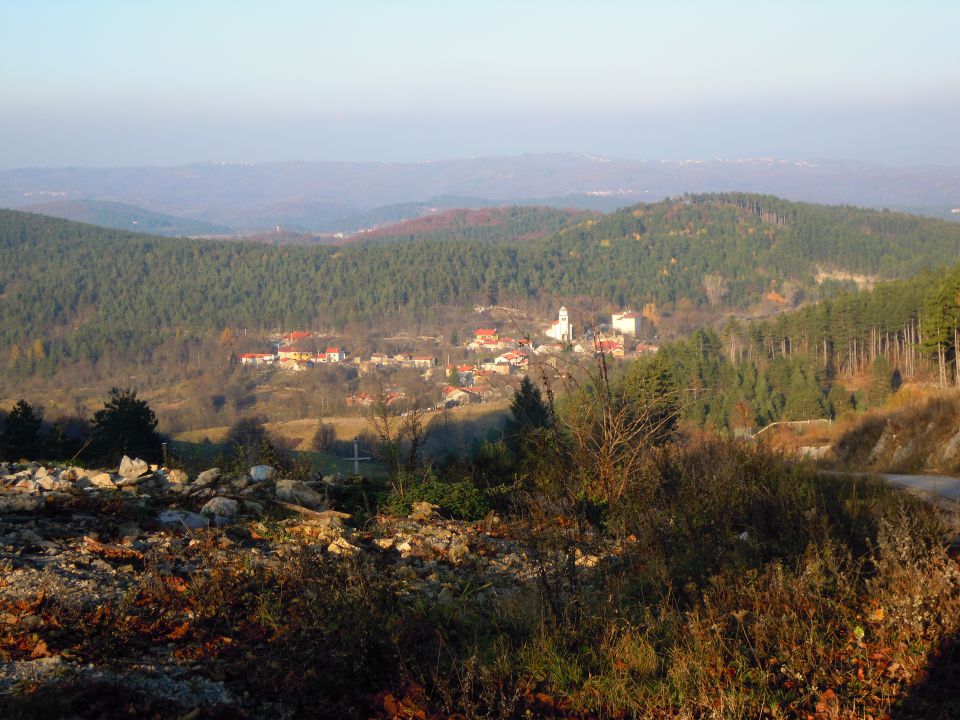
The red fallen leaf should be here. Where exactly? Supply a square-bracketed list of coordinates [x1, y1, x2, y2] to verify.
[83, 536, 143, 560]
[29, 638, 51, 659]
[858, 666, 865, 681]
[816, 688, 838, 712]
[163, 576, 188, 593]
[166, 622, 191, 641]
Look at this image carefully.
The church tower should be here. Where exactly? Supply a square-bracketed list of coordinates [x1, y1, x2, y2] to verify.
[546, 305, 574, 341]
[557, 306, 572, 341]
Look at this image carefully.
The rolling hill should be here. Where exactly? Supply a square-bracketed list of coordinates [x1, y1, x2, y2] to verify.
[3, 194, 960, 377]
[4, 154, 959, 231]
[21, 199, 231, 236]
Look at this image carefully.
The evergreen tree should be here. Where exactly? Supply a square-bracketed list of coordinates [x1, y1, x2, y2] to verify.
[89, 388, 163, 465]
[868, 356, 894, 406]
[619, 354, 680, 445]
[783, 368, 826, 420]
[505, 376, 552, 458]
[1, 399, 44, 460]
[826, 382, 855, 419]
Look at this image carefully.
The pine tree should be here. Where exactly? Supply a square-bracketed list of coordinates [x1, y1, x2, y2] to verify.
[868, 356, 893, 407]
[505, 376, 552, 457]
[89, 388, 163, 465]
[1, 399, 44, 460]
[619, 354, 680, 445]
[783, 368, 826, 421]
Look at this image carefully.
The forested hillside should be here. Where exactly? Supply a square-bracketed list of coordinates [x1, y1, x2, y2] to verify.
[628, 257, 960, 432]
[353, 206, 591, 244]
[20, 199, 230, 236]
[4, 194, 960, 377]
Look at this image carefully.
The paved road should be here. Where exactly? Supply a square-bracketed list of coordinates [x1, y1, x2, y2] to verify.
[880, 473, 960, 501]
[820, 470, 960, 501]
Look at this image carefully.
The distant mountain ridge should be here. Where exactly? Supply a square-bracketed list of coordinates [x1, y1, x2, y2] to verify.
[2, 154, 958, 232]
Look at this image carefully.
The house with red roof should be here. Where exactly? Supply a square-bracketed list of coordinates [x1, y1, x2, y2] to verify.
[594, 338, 626, 358]
[495, 349, 529, 368]
[611, 311, 641, 335]
[283, 331, 313, 343]
[238, 352, 276, 366]
[442, 385, 478, 407]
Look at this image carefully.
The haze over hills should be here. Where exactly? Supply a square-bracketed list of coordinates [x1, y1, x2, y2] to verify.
[19, 199, 230, 237]
[3, 154, 959, 233]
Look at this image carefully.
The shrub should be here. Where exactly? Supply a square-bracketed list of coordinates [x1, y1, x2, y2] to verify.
[381, 468, 490, 520]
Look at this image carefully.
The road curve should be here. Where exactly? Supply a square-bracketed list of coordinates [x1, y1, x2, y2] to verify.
[819, 469, 960, 502]
[879, 473, 960, 501]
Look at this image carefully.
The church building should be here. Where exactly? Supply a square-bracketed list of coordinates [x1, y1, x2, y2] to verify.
[545, 306, 574, 341]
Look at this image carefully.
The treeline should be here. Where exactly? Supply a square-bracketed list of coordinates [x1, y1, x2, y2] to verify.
[631, 258, 960, 432]
[730, 264, 960, 387]
[4, 194, 960, 377]
[623, 330, 878, 432]
[0, 388, 164, 466]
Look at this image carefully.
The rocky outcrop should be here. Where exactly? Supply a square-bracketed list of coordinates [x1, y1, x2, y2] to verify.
[0, 457, 612, 716]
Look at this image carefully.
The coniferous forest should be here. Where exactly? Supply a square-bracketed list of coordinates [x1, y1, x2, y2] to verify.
[4, 193, 960, 381]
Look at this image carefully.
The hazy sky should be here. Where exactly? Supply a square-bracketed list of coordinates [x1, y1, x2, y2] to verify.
[2, 0, 958, 168]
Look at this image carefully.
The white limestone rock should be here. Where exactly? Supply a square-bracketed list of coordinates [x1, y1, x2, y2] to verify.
[275, 479, 326, 508]
[157, 510, 209, 530]
[118, 456, 149, 480]
[249, 465, 275, 482]
[201, 496, 239, 518]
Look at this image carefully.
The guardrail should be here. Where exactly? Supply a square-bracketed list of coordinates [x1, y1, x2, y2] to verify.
[751, 418, 832, 439]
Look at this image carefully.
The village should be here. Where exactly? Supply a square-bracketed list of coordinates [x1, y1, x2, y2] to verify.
[235, 307, 660, 413]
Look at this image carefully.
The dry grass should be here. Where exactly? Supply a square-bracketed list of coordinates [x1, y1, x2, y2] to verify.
[173, 401, 512, 447]
[832, 390, 960, 473]
[4, 441, 959, 719]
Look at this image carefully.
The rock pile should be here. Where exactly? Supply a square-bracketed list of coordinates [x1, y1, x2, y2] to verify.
[1, 455, 611, 715]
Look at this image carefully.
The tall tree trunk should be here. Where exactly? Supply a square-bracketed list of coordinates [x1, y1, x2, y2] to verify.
[939, 343, 947, 387]
[955, 327, 959, 386]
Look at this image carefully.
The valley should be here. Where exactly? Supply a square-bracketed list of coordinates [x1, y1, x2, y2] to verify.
[5, 190, 960, 719]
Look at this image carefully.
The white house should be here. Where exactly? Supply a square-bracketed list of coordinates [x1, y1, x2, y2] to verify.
[239, 352, 276, 366]
[545, 306, 574, 341]
[495, 349, 529, 368]
[611, 311, 641, 335]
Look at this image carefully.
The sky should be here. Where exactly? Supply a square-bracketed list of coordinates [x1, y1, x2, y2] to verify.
[1, 0, 959, 168]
